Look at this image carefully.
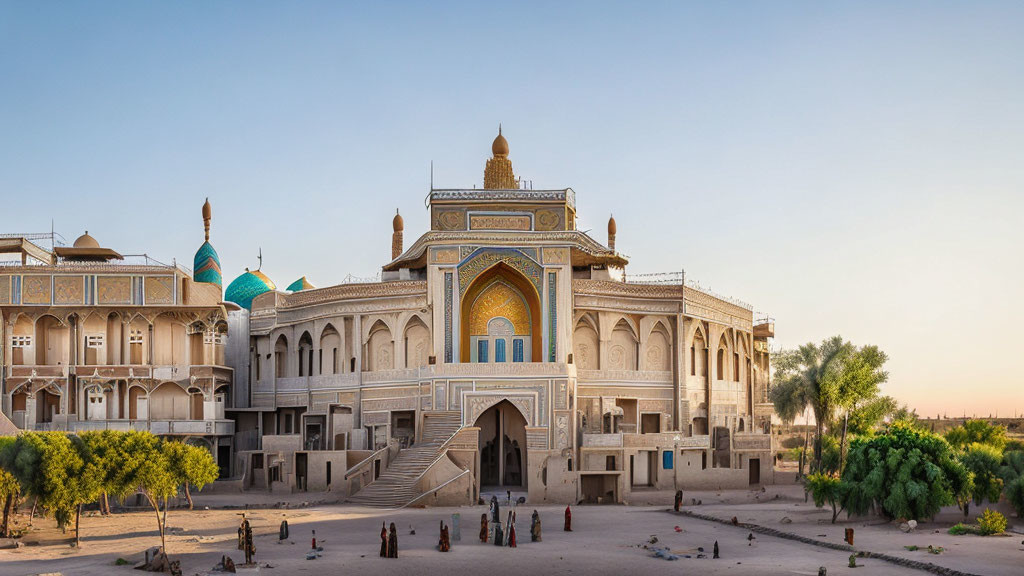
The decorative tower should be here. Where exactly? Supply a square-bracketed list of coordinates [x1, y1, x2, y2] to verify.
[607, 214, 617, 252]
[193, 198, 223, 287]
[483, 125, 519, 190]
[392, 209, 404, 260]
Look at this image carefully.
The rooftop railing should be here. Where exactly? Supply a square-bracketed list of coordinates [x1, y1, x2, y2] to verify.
[624, 271, 754, 311]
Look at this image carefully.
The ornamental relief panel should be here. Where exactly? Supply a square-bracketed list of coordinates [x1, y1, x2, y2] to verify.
[22, 275, 51, 305]
[430, 247, 461, 265]
[362, 397, 418, 412]
[457, 248, 543, 296]
[468, 214, 532, 231]
[542, 247, 570, 264]
[434, 209, 467, 231]
[144, 276, 174, 305]
[555, 411, 571, 450]
[361, 386, 418, 399]
[0, 276, 9, 304]
[526, 427, 549, 450]
[53, 276, 84, 305]
[97, 276, 131, 305]
[535, 209, 563, 231]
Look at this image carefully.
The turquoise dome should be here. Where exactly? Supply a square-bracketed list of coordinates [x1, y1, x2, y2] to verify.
[193, 241, 222, 286]
[286, 276, 315, 292]
[225, 269, 276, 310]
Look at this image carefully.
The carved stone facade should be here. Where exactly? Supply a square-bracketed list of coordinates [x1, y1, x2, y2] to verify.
[227, 131, 776, 503]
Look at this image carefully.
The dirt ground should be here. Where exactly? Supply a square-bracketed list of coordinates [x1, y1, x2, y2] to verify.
[0, 485, 1021, 576]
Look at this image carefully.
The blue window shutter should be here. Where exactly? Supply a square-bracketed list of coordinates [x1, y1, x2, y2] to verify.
[478, 340, 488, 363]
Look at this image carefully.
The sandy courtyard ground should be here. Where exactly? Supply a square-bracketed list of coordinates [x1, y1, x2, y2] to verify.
[0, 486, 1021, 576]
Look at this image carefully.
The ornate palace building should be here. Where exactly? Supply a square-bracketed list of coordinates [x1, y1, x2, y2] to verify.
[225, 130, 776, 506]
[0, 202, 236, 475]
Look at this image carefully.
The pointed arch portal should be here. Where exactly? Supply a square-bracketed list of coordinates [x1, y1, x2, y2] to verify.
[460, 262, 542, 363]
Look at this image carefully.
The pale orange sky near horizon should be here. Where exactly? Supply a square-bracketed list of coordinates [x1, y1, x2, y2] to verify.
[1, 3, 1021, 416]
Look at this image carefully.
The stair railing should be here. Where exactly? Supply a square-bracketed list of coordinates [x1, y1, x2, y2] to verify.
[344, 444, 391, 481]
[404, 468, 472, 509]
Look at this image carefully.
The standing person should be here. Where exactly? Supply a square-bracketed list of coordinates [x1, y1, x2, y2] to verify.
[279, 518, 289, 541]
[479, 513, 489, 543]
[379, 522, 388, 557]
[508, 511, 517, 548]
[491, 495, 500, 524]
[238, 515, 247, 550]
[242, 517, 255, 565]
[311, 529, 317, 552]
[564, 505, 572, 532]
[493, 521, 504, 546]
[388, 523, 399, 558]
[674, 490, 683, 512]
[530, 510, 541, 542]
[439, 521, 450, 552]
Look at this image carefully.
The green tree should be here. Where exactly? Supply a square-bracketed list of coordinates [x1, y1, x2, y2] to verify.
[958, 443, 1004, 518]
[805, 472, 847, 523]
[118, 431, 178, 554]
[945, 420, 1007, 451]
[0, 437, 21, 538]
[80, 430, 126, 515]
[842, 423, 972, 521]
[999, 450, 1024, 517]
[846, 396, 899, 436]
[830, 345, 888, 474]
[163, 442, 218, 510]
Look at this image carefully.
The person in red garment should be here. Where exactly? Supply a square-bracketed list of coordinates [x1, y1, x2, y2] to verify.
[564, 505, 572, 532]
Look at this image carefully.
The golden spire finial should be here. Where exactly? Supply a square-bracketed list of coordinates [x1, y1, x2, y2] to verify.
[202, 198, 212, 242]
[485, 125, 516, 189]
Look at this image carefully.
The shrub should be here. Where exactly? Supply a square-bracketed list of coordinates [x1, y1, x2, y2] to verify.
[959, 443, 1004, 517]
[945, 420, 1007, 451]
[976, 509, 1006, 535]
[804, 473, 846, 523]
[842, 423, 972, 521]
[948, 523, 977, 535]
[1004, 439, 1024, 453]
[1006, 476, 1024, 517]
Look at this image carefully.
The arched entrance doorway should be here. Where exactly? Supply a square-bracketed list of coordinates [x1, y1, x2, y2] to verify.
[460, 262, 542, 363]
[475, 400, 528, 489]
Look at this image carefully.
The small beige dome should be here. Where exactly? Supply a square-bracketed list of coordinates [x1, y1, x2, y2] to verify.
[393, 210, 404, 232]
[607, 215, 617, 235]
[73, 231, 100, 249]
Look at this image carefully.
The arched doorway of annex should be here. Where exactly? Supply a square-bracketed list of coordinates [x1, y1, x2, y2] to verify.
[474, 399, 528, 490]
[460, 262, 542, 364]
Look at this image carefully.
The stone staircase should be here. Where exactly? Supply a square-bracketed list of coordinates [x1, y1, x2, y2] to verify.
[347, 411, 463, 508]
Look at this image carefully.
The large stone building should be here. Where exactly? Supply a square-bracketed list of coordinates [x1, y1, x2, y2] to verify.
[224, 130, 776, 506]
[0, 202, 236, 475]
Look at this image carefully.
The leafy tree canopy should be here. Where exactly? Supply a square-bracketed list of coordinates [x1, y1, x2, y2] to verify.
[843, 423, 972, 521]
[945, 420, 1007, 451]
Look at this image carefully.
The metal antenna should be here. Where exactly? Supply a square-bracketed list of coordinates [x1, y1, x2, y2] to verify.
[258, 247, 263, 270]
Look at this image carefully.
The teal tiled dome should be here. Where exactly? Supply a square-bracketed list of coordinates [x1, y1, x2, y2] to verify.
[193, 241, 222, 286]
[286, 276, 315, 292]
[225, 269, 276, 310]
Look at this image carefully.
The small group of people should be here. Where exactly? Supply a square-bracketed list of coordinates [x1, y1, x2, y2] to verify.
[379, 522, 399, 558]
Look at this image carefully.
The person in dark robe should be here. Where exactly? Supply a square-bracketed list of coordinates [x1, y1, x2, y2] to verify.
[439, 521, 450, 552]
[493, 521, 504, 546]
[713, 540, 719, 559]
[674, 490, 683, 512]
[379, 522, 388, 557]
[491, 495, 500, 523]
[530, 510, 541, 542]
[508, 511, 517, 548]
[238, 515, 247, 550]
[387, 523, 399, 558]
[242, 518, 255, 565]
[564, 505, 572, 532]
[480, 513, 489, 543]
[280, 519, 290, 540]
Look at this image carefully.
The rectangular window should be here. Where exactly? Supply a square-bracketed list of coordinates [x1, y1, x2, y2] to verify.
[11, 335, 32, 348]
[477, 340, 488, 363]
[513, 339, 524, 363]
[690, 347, 695, 375]
[129, 330, 144, 344]
[85, 335, 104, 348]
[495, 339, 506, 362]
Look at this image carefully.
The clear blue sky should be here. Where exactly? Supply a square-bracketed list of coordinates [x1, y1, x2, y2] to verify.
[2, 2, 1022, 416]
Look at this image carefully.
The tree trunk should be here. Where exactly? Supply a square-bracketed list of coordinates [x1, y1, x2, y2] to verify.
[29, 496, 37, 527]
[839, 411, 849, 477]
[800, 424, 810, 476]
[1, 493, 12, 538]
[814, 420, 824, 473]
[75, 503, 82, 547]
[184, 483, 193, 510]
